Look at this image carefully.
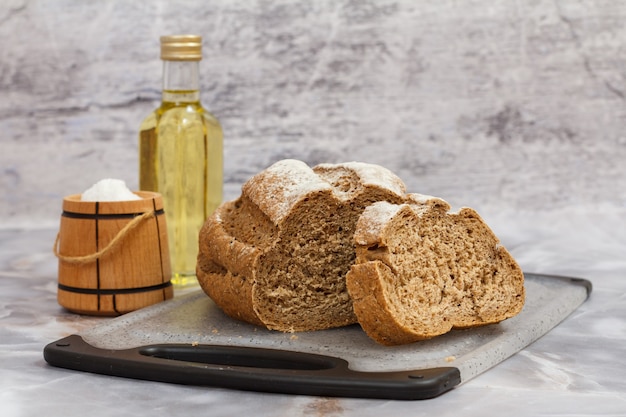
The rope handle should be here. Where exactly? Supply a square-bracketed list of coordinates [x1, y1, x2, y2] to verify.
[53, 210, 155, 264]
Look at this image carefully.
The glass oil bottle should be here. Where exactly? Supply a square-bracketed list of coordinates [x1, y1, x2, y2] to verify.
[139, 35, 223, 287]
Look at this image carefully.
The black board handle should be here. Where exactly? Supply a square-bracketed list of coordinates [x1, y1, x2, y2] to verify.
[44, 334, 460, 400]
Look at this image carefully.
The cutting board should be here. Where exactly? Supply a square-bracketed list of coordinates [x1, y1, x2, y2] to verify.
[44, 272, 591, 400]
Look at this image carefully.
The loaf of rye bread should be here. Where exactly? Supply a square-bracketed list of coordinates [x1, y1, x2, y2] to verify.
[196, 159, 525, 343]
[346, 195, 525, 345]
[196, 159, 408, 331]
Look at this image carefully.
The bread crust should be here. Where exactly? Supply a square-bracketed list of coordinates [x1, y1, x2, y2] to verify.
[196, 200, 264, 326]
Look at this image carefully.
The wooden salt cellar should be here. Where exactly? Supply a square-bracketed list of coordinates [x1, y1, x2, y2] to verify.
[56, 191, 173, 316]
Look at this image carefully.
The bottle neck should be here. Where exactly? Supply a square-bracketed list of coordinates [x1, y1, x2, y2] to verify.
[162, 60, 200, 103]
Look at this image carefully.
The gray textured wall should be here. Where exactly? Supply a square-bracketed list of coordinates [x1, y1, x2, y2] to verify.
[1, 0, 625, 228]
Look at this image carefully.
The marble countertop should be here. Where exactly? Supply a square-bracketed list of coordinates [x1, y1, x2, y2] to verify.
[2, 207, 625, 416]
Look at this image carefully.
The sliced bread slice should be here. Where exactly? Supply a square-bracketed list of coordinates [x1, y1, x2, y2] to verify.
[346, 194, 525, 345]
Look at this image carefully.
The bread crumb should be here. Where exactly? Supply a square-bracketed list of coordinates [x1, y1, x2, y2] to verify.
[290, 334, 299, 340]
[445, 355, 456, 362]
[191, 341, 199, 347]
[212, 328, 219, 334]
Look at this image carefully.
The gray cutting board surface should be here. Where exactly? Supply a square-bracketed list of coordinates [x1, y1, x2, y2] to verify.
[75, 273, 589, 380]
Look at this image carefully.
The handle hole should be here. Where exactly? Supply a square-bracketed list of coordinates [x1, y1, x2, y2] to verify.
[140, 345, 337, 371]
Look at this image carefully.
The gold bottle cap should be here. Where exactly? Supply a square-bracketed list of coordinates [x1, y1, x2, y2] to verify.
[160, 35, 202, 61]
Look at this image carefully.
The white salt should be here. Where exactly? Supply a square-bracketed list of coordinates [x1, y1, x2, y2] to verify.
[81, 179, 141, 202]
